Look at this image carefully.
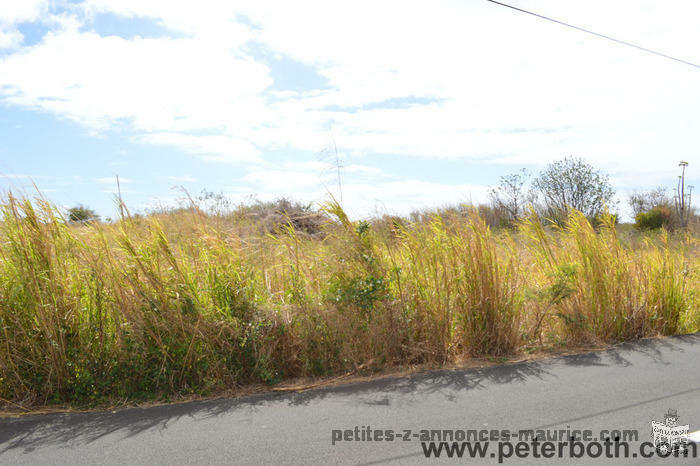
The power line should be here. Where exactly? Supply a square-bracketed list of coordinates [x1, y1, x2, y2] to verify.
[486, 0, 700, 70]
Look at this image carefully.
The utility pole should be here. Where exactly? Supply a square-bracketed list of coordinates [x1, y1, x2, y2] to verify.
[675, 161, 693, 228]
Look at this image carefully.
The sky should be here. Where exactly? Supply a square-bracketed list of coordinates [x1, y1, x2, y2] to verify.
[0, 0, 698, 220]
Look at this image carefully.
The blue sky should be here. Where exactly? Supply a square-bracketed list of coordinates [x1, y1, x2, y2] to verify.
[0, 1, 698, 219]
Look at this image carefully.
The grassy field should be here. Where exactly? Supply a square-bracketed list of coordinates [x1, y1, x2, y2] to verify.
[1, 193, 698, 408]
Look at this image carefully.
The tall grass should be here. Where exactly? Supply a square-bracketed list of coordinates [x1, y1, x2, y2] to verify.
[520, 211, 694, 343]
[0, 194, 698, 407]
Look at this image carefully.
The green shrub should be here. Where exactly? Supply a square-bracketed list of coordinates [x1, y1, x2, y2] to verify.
[635, 207, 672, 230]
[67, 204, 100, 223]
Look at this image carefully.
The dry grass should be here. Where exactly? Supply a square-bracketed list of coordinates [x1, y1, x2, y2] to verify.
[0, 194, 698, 408]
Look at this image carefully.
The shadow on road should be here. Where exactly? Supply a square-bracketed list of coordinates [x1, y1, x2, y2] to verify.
[1, 333, 698, 454]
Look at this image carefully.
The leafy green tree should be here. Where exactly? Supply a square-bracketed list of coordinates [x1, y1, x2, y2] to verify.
[67, 205, 99, 223]
[533, 156, 616, 222]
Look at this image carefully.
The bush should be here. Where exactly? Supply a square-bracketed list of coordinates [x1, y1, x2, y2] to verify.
[635, 207, 673, 230]
[67, 204, 99, 223]
[628, 187, 673, 218]
[241, 198, 328, 237]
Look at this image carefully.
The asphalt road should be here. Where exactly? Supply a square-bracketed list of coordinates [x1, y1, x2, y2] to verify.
[2, 333, 700, 465]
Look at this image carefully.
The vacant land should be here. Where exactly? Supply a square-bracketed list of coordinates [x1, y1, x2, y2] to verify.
[1, 194, 698, 408]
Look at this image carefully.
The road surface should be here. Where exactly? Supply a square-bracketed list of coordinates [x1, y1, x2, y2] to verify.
[2, 333, 700, 464]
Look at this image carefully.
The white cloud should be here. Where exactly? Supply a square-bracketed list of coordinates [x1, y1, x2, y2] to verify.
[0, 0, 50, 49]
[161, 175, 197, 183]
[0, 0, 49, 24]
[96, 176, 133, 184]
[0, 0, 698, 215]
[340, 180, 491, 218]
[1, 173, 35, 179]
[0, 27, 271, 163]
[0, 28, 22, 49]
[238, 160, 488, 217]
[136, 132, 261, 163]
[243, 168, 334, 192]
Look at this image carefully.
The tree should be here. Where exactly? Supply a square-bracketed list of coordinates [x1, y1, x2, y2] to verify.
[628, 186, 673, 218]
[488, 168, 532, 225]
[532, 156, 616, 222]
[67, 204, 99, 223]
